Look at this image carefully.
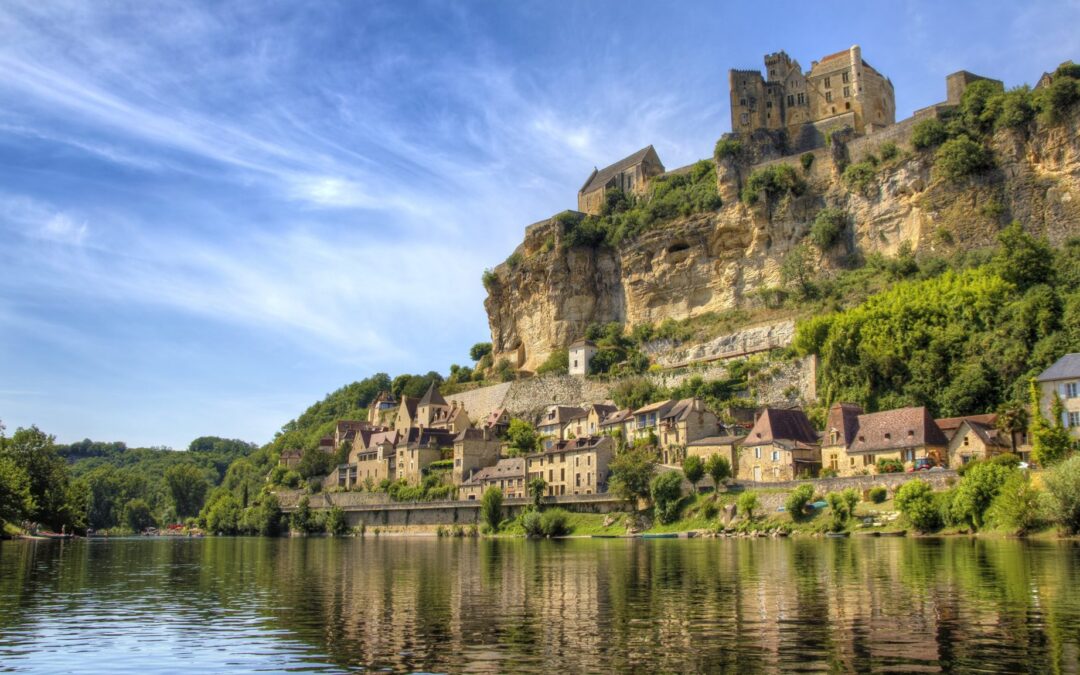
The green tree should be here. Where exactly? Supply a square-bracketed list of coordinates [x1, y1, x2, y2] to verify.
[469, 342, 493, 362]
[536, 349, 569, 375]
[650, 471, 684, 524]
[325, 506, 347, 536]
[480, 486, 503, 532]
[810, 207, 848, 250]
[987, 470, 1043, 533]
[165, 464, 210, 519]
[122, 498, 155, 532]
[539, 508, 571, 537]
[1044, 454, 1080, 534]
[0, 426, 73, 529]
[682, 455, 704, 492]
[995, 400, 1029, 454]
[825, 489, 859, 532]
[0, 456, 33, 529]
[705, 454, 732, 488]
[1030, 380, 1073, 466]
[994, 221, 1054, 291]
[736, 490, 760, 520]
[204, 492, 242, 535]
[298, 447, 335, 479]
[911, 118, 947, 150]
[895, 479, 941, 532]
[780, 243, 814, 298]
[933, 135, 994, 181]
[528, 477, 547, 511]
[785, 484, 815, 522]
[608, 446, 658, 504]
[505, 419, 541, 456]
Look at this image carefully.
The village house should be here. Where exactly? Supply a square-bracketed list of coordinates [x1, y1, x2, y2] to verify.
[585, 403, 618, 436]
[458, 457, 526, 501]
[480, 407, 511, 436]
[453, 427, 503, 485]
[627, 398, 722, 464]
[1037, 354, 1080, 440]
[844, 406, 948, 473]
[937, 413, 1031, 463]
[821, 402, 864, 475]
[333, 420, 370, 450]
[685, 434, 745, 474]
[396, 428, 455, 484]
[539, 405, 586, 448]
[394, 396, 420, 430]
[348, 438, 398, 487]
[278, 448, 302, 470]
[737, 408, 820, 482]
[569, 339, 597, 376]
[526, 435, 614, 497]
[366, 391, 398, 426]
[946, 418, 1012, 468]
[577, 146, 665, 215]
[598, 408, 633, 444]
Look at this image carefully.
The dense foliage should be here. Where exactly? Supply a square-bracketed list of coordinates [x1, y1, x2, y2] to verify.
[650, 470, 684, 524]
[741, 164, 805, 205]
[608, 447, 658, 504]
[795, 225, 1080, 416]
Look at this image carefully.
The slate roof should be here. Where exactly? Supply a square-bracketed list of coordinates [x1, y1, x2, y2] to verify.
[454, 427, 497, 443]
[847, 407, 947, 454]
[935, 413, 997, 440]
[824, 403, 864, 447]
[419, 382, 448, 407]
[633, 399, 677, 417]
[569, 339, 596, 349]
[579, 146, 658, 195]
[530, 435, 613, 457]
[540, 406, 586, 427]
[662, 398, 704, 423]
[1037, 354, 1080, 382]
[687, 435, 746, 447]
[462, 458, 525, 486]
[960, 420, 1010, 450]
[599, 409, 632, 427]
[399, 396, 419, 418]
[741, 408, 819, 447]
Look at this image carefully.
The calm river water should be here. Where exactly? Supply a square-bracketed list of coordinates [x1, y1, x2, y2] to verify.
[1, 536, 1079, 673]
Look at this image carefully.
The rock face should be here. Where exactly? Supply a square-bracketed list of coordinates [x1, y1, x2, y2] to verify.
[485, 108, 1080, 371]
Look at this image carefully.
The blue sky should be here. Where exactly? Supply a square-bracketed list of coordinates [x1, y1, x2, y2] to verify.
[1, 1, 1077, 449]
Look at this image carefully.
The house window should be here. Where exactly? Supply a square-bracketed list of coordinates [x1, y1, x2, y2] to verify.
[850, 457, 855, 467]
[740, 113, 749, 125]
[845, 102, 851, 110]
[1066, 382, 1078, 398]
[826, 91, 833, 103]
[824, 77, 831, 88]
[573, 359, 578, 368]
[1069, 412, 1080, 428]
[754, 448, 761, 459]
[797, 93, 805, 105]
[787, 95, 794, 106]
[842, 71, 849, 84]
[766, 101, 772, 109]
[771, 450, 779, 461]
[830, 457, 839, 471]
[843, 86, 850, 98]
[739, 98, 747, 106]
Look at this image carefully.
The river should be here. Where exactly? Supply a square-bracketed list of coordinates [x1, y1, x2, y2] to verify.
[1, 536, 1078, 673]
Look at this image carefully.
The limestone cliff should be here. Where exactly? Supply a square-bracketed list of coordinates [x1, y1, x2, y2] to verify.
[485, 107, 1080, 371]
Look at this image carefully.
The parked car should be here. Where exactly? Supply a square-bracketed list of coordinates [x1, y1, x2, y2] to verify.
[908, 458, 936, 472]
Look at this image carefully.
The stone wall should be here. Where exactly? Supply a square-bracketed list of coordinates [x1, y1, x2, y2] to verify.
[651, 320, 795, 368]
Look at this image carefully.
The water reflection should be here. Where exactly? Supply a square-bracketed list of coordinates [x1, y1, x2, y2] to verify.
[1, 537, 1079, 673]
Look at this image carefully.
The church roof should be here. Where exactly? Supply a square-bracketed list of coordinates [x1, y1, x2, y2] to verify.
[579, 145, 659, 195]
[419, 382, 448, 407]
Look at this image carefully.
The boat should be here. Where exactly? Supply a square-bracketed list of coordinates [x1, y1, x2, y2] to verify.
[641, 533, 679, 539]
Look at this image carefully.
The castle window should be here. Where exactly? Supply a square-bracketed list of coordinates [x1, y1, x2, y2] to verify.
[843, 86, 850, 98]
[787, 95, 794, 106]
[824, 76, 831, 88]
[845, 102, 851, 110]
[740, 113, 748, 125]
[766, 101, 772, 108]
[740, 98, 746, 106]
[825, 91, 832, 103]
[797, 93, 805, 105]
[842, 71, 850, 84]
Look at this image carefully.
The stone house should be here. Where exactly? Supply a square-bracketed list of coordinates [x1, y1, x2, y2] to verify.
[458, 457, 526, 501]
[481, 407, 511, 436]
[278, 448, 302, 470]
[561, 408, 589, 440]
[736, 408, 821, 482]
[453, 428, 503, 486]
[947, 419, 1011, 468]
[333, 420, 370, 451]
[821, 402, 864, 476]
[350, 439, 398, 487]
[729, 45, 895, 141]
[598, 408, 633, 445]
[585, 403, 618, 436]
[685, 435, 745, 475]
[577, 146, 665, 215]
[569, 339, 597, 376]
[1036, 354, 1080, 440]
[367, 391, 398, 426]
[937, 413, 1031, 462]
[843, 407, 948, 473]
[394, 396, 419, 430]
[395, 428, 455, 484]
[526, 435, 614, 497]
[657, 398, 723, 464]
[629, 399, 673, 445]
[539, 405, 586, 449]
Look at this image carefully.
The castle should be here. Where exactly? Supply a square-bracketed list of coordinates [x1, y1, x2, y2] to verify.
[729, 45, 896, 144]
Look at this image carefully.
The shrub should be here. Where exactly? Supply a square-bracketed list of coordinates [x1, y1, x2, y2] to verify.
[800, 152, 814, 172]
[895, 479, 941, 532]
[705, 454, 732, 488]
[539, 508, 571, 537]
[1036, 74, 1080, 124]
[842, 161, 878, 197]
[934, 136, 994, 181]
[741, 164, 805, 205]
[1044, 454, 1080, 534]
[877, 458, 904, 474]
[987, 470, 1043, 533]
[825, 489, 860, 532]
[494, 358, 515, 382]
[879, 142, 899, 161]
[521, 510, 543, 537]
[868, 486, 888, 504]
[682, 455, 704, 491]
[469, 342, 492, 362]
[536, 348, 569, 375]
[480, 486, 503, 533]
[714, 138, 743, 162]
[481, 269, 497, 290]
[650, 470, 684, 524]
[325, 506, 348, 536]
[785, 483, 815, 522]
[996, 87, 1035, 130]
[505, 252, 523, 269]
[736, 490, 759, 519]
[122, 499, 154, 532]
[810, 207, 848, 249]
[911, 118, 948, 150]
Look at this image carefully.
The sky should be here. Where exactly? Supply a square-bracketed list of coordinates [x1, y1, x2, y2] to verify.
[1, 1, 1077, 449]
